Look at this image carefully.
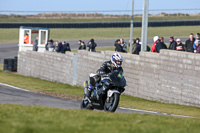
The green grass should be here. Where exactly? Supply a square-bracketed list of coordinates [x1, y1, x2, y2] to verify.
[0, 65, 200, 118]
[1, 15, 200, 23]
[1, 26, 200, 43]
[0, 104, 200, 133]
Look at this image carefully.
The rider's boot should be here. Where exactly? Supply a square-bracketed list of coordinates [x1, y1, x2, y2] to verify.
[86, 84, 93, 99]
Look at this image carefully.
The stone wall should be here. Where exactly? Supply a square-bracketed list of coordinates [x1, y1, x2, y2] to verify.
[18, 51, 76, 85]
[18, 50, 200, 107]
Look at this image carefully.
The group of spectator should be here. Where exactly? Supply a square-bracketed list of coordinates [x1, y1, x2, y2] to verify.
[114, 38, 128, 53]
[33, 32, 200, 55]
[78, 39, 97, 52]
[116, 32, 200, 55]
[42, 38, 97, 53]
[114, 38, 150, 54]
[45, 40, 71, 53]
[151, 33, 200, 53]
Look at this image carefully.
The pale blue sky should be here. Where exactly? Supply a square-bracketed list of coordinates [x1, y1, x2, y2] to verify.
[1, 0, 200, 12]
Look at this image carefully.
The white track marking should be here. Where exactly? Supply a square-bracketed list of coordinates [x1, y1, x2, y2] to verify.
[119, 107, 194, 118]
[0, 82, 30, 92]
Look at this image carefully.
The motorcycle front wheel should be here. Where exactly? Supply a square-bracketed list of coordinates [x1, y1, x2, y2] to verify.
[80, 95, 94, 110]
[104, 93, 120, 112]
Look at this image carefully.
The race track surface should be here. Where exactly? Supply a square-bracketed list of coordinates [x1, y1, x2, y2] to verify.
[0, 83, 192, 118]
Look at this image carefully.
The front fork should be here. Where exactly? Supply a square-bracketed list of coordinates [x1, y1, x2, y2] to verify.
[83, 81, 89, 95]
[106, 90, 120, 102]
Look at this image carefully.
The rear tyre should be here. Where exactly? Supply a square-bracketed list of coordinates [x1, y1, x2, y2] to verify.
[104, 93, 120, 112]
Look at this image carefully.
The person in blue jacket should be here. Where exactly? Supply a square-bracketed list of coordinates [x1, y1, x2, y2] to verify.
[55, 41, 63, 53]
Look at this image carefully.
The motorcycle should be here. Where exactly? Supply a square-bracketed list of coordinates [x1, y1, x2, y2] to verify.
[80, 70, 126, 112]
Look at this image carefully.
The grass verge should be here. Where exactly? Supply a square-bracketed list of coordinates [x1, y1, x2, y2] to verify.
[0, 104, 200, 133]
[0, 65, 200, 118]
[1, 26, 200, 43]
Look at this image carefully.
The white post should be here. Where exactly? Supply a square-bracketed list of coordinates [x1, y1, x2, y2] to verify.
[141, 0, 149, 51]
[129, 0, 134, 54]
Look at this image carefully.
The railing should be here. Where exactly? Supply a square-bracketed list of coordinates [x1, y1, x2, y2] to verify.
[0, 9, 200, 19]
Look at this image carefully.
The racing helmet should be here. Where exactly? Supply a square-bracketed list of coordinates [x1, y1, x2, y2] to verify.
[111, 53, 123, 68]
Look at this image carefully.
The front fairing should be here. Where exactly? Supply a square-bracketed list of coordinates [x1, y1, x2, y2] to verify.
[109, 70, 126, 87]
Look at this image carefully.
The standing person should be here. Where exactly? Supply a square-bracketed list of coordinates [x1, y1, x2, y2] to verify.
[114, 39, 121, 51]
[155, 38, 167, 53]
[78, 40, 86, 50]
[24, 33, 33, 44]
[152, 36, 159, 52]
[176, 38, 185, 51]
[33, 37, 38, 51]
[195, 40, 200, 53]
[134, 38, 141, 55]
[87, 39, 97, 52]
[120, 38, 127, 53]
[46, 39, 55, 52]
[55, 41, 63, 53]
[168, 36, 177, 50]
[128, 39, 137, 54]
[193, 33, 200, 51]
[160, 37, 167, 48]
[62, 41, 71, 53]
[185, 33, 195, 53]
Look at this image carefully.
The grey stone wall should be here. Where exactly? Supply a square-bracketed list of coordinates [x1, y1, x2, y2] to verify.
[18, 50, 200, 107]
[18, 51, 76, 85]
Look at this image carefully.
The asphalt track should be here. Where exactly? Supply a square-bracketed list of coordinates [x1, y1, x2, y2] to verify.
[0, 37, 188, 64]
[0, 82, 193, 118]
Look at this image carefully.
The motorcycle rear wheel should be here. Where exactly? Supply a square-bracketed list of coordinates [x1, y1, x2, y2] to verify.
[104, 93, 120, 112]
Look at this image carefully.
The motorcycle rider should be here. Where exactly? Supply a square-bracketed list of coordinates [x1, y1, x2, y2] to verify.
[86, 53, 123, 98]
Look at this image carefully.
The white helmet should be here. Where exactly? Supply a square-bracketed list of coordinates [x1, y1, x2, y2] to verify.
[153, 36, 160, 42]
[111, 53, 123, 68]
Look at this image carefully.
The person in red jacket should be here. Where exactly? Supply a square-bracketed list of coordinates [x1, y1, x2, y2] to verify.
[152, 36, 160, 52]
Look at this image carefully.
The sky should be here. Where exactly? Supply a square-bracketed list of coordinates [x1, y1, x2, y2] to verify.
[1, 0, 200, 13]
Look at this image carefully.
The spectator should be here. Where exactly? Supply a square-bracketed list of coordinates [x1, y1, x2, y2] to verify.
[168, 36, 177, 50]
[115, 39, 126, 53]
[134, 38, 141, 55]
[24, 33, 33, 44]
[55, 41, 63, 53]
[114, 39, 121, 51]
[62, 41, 71, 53]
[128, 39, 136, 54]
[87, 38, 97, 52]
[78, 40, 86, 50]
[120, 38, 127, 53]
[155, 38, 167, 53]
[45, 39, 55, 52]
[33, 37, 38, 51]
[193, 33, 200, 51]
[195, 39, 200, 53]
[176, 38, 185, 51]
[160, 37, 167, 48]
[185, 33, 195, 53]
[152, 36, 159, 52]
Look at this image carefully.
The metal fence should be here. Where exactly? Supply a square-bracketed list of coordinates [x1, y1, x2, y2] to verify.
[0, 9, 200, 19]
